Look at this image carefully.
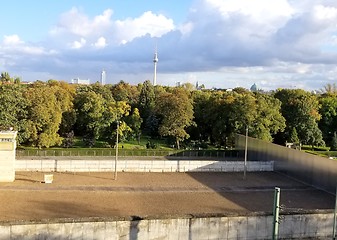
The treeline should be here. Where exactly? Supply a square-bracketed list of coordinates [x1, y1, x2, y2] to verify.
[1, 75, 337, 150]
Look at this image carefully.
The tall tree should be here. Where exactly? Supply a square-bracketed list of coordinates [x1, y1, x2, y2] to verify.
[110, 81, 140, 106]
[23, 83, 65, 148]
[138, 80, 155, 124]
[251, 93, 286, 141]
[155, 88, 194, 149]
[74, 90, 106, 142]
[274, 89, 324, 146]
[319, 94, 337, 147]
[48, 81, 76, 137]
[210, 91, 257, 146]
[320, 83, 337, 96]
[0, 72, 13, 84]
[191, 90, 213, 142]
[124, 107, 143, 142]
[0, 84, 28, 143]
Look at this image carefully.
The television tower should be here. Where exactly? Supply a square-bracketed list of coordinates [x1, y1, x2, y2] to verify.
[153, 48, 158, 86]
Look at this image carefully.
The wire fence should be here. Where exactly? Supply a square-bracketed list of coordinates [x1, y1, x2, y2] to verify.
[16, 149, 240, 158]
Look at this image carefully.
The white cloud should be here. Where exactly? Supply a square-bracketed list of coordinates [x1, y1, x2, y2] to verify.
[93, 37, 107, 48]
[49, 8, 174, 47]
[3, 35, 24, 45]
[71, 38, 86, 49]
[206, 0, 294, 18]
[50, 8, 113, 37]
[313, 4, 337, 21]
[1, 35, 56, 56]
[114, 11, 175, 44]
[3, 0, 337, 91]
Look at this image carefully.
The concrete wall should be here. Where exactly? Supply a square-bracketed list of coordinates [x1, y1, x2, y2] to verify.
[15, 159, 273, 173]
[0, 213, 334, 239]
[0, 131, 17, 182]
[235, 134, 337, 194]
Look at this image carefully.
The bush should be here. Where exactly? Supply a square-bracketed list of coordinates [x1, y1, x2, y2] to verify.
[146, 141, 157, 149]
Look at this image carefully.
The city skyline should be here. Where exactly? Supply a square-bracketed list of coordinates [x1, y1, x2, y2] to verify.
[1, 1, 337, 90]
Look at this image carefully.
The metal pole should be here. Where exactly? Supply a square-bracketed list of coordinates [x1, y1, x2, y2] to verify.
[243, 126, 248, 180]
[114, 121, 119, 180]
[272, 187, 281, 240]
[333, 184, 337, 239]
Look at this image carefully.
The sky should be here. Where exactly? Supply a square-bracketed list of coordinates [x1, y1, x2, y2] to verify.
[1, 0, 337, 91]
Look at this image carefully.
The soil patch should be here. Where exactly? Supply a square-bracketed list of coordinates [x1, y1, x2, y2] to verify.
[0, 172, 334, 223]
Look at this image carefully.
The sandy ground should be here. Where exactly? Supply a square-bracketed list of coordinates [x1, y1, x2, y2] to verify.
[0, 171, 334, 223]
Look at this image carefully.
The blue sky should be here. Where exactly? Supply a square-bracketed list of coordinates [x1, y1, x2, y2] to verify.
[1, 0, 337, 90]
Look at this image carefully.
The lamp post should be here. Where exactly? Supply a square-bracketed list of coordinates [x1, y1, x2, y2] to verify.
[333, 184, 337, 239]
[272, 187, 281, 240]
[243, 126, 248, 180]
[114, 121, 119, 180]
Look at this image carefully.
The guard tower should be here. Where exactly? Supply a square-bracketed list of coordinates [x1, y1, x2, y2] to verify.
[0, 131, 17, 182]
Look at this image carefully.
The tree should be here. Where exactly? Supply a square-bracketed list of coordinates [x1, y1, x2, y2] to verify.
[252, 93, 286, 141]
[23, 83, 64, 148]
[320, 83, 337, 96]
[101, 100, 131, 146]
[274, 89, 324, 146]
[0, 84, 28, 143]
[124, 108, 143, 143]
[319, 95, 337, 147]
[191, 90, 213, 142]
[0, 72, 13, 84]
[138, 80, 155, 126]
[110, 81, 140, 106]
[48, 81, 76, 137]
[155, 88, 194, 149]
[14, 77, 21, 84]
[289, 127, 299, 143]
[203, 90, 285, 147]
[331, 132, 337, 151]
[74, 90, 106, 143]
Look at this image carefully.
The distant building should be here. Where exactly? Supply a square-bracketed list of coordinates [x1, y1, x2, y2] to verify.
[250, 83, 258, 92]
[71, 78, 90, 85]
[101, 70, 106, 85]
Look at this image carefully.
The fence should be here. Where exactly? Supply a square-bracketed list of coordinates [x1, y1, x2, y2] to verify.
[16, 149, 240, 158]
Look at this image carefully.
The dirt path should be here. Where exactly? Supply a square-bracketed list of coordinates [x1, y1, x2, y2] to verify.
[0, 172, 334, 223]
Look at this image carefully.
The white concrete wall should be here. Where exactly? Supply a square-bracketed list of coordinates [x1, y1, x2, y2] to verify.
[15, 159, 274, 172]
[0, 213, 333, 239]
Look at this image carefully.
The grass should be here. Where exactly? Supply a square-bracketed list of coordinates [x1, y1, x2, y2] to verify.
[16, 136, 240, 158]
[67, 136, 173, 150]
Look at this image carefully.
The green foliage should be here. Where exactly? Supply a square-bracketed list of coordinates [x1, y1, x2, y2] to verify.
[138, 80, 156, 132]
[124, 107, 143, 141]
[1, 72, 13, 83]
[289, 127, 299, 143]
[0, 84, 28, 142]
[146, 141, 157, 149]
[22, 83, 66, 148]
[1, 72, 336, 151]
[274, 89, 324, 147]
[331, 132, 337, 151]
[155, 88, 194, 149]
[204, 90, 285, 147]
[319, 94, 337, 148]
[110, 81, 140, 105]
[62, 131, 75, 148]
